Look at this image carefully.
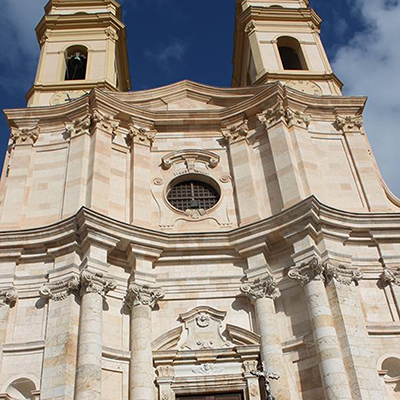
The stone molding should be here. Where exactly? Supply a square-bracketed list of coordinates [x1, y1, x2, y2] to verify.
[325, 263, 363, 285]
[126, 123, 156, 147]
[288, 257, 325, 285]
[92, 109, 120, 138]
[10, 126, 39, 145]
[241, 275, 280, 301]
[126, 283, 164, 309]
[334, 115, 363, 132]
[80, 270, 117, 297]
[39, 276, 80, 301]
[381, 268, 400, 286]
[161, 149, 219, 171]
[258, 102, 310, 129]
[65, 115, 92, 138]
[0, 287, 18, 307]
[221, 119, 249, 144]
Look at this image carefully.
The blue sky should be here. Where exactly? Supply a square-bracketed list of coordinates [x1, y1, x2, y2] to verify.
[1, 0, 399, 196]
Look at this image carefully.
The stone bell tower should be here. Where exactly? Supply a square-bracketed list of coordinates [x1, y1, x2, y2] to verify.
[26, 0, 131, 107]
[232, 0, 342, 95]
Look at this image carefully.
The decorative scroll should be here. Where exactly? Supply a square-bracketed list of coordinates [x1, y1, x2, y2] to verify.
[39, 277, 80, 301]
[244, 21, 256, 35]
[258, 103, 310, 129]
[288, 257, 325, 285]
[105, 27, 118, 42]
[0, 287, 18, 307]
[11, 126, 39, 145]
[334, 115, 363, 132]
[221, 119, 249, 144]
[65, 115, 92, 138]
[381, 268, 400, 287]
[241, 275, 280, 301]
[92, 109, 120, 138]
[126, 283, 164, 309]
[325, 264, 363, 285]
[126, 123, 156, 147]
[80, 270, 117, 297]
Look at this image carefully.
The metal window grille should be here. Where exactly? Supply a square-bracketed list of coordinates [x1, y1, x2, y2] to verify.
[167, 180, 220, 211]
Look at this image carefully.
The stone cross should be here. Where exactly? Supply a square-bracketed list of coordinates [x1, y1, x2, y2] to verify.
[250, 362, 280, 400]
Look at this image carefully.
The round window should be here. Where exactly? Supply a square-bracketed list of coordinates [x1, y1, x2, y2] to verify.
[167, 180, 220, 212]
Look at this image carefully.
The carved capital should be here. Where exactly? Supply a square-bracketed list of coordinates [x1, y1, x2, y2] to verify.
[0, 287, 18, 307]
[11, 126, 39, 145]
[80, 270, 116, 297]
[157, 365, 174, 378]
[244, 21, 256, 34]
[126, 124, 156, 147]
[105, 27, 118, 41]
[39, 276, 80, 301]
[381, 268, 400, 286]
[325, 264, 363, 286]
[92, 109, 120, 138]
[334, 115, 363, 132]
[241, 275, 280, 301]
[39, 31, 50, 45]
[242, 360, 258, 375]
[258, 103, 310, 130]
[221, 119, 249, 144]
[65, 115, 92, 138]
[126, 283, 164, 309]
[288, 257, 325, 285]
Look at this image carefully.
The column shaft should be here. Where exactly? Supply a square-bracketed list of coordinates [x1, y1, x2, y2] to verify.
[75, 292, 103, 400]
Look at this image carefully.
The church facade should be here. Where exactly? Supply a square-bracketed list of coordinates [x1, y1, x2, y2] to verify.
[0, 0, 400, 399]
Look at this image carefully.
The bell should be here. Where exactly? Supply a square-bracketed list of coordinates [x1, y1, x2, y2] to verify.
[70, 53, 83, 70]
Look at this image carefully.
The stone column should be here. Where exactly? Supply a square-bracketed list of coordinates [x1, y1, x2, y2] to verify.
[325, 264, 386, 400]
[288, 258, 352, 400]
[0, 288, 18, 372]
[126, 283, 164, 400]
[75, 270, 116, 400]
[241, 276, 291, 400]
[381, 268, 400, 319]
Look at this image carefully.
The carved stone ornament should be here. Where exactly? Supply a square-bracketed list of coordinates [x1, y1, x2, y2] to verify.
[0, 287, 18, 307]
[184, 209, 206, 219]
[288, 257, 325, 285]
[241, 275, 280, 302]
[334, 115, 363, 132]
[179, 306, 233, 350]
[258, 103, 310, 130]
[192, 363, 225, 375]
[39, 276, 80, 301]
[80, 270, 117, 297]
[11, 126, 39, 145]
[92, 109, 120, 138]
[157, 366, 174, 378]
[161, 149, 219, 175]
[244, 21, 256, 34]
[324, 264, 363, 286]
[126, 123, 156, 147]
[242, 360, 259, 375]
[65, 115, 92, 138]
[126, 283, 164, 309]
[221, 119, 249, 144]
[105, 27, 119, 41]
[39, 31, 50, 45]
[381, 268, 400, 286]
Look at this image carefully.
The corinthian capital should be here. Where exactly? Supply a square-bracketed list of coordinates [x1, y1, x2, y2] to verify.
[92, 109, 120, 137]
[241, 275, 280, 301]
[11, 126, 39, 145]
[325, 264, 363, 286]
[381, 268, 400, 286]
[0, 287, 18, 307]
[126, 283, 164, 309]
[80, 270, 116, 297]
[288, 257, 324, 285]
[334, 115, 363, 132]
[126, 124, 156, 147]
[221, 119, 249, 144]
[40, 276, 80, 301]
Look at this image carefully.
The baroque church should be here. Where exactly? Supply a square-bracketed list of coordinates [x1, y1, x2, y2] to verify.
[1, 0, 400, 399]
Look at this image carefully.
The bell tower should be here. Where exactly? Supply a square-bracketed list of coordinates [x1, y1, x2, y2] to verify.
[26, 0, 131, 107]
[232, 0, 342, 95]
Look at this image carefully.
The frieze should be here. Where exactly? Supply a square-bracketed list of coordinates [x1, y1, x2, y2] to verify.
[0, 287, 18, 307]
[221, 119, 249, 144]
[288, 257, 325, 285]
[334, 115, 363, 132]
[381, 268, 400, 286]
[80, 270, 116, 297]
[241, 275, 280, 301]
[126, 283, 164, 309]
[325, 264, 363, 285]
[126, 123, 156, 147]
[11, 126, 39, 145]
[39, 276, 80, 301]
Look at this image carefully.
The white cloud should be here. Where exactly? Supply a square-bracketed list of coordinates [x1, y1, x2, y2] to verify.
[145, 39, 189, 71]
[332, 0, 400, 196]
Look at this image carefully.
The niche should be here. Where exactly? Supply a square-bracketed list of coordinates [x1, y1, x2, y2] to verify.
[277, 36, 308, 70]
[64, 45, 88, 80]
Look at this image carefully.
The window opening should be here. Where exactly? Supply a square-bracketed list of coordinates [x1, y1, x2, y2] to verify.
[65, 47, 88, 80]
[167, 180, 220, 211]
[277, 37, 307, 70]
